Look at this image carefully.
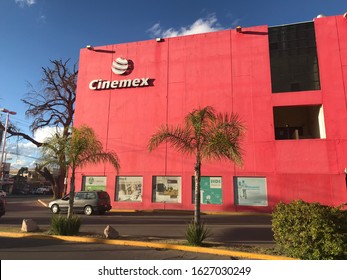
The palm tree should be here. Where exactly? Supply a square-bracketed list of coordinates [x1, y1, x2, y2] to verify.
[148, 106, 244, 224]
[38, 131, 69, 199]
[41, 125, 120, 218]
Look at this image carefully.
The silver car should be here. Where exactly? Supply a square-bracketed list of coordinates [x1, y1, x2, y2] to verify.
[48, 191, 112, 215]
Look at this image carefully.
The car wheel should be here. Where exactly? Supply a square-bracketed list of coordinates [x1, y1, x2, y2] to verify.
[51, 204, 60, 214]
[84, 205, 93, 215]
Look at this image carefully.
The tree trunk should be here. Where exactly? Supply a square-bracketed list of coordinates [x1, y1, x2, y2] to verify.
[67, 167, 75, 218]
[194, 159, 201, 225]
[56, 164, 67, 198]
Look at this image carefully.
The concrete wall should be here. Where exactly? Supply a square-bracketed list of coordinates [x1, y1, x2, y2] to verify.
[73, 15, 347, 212]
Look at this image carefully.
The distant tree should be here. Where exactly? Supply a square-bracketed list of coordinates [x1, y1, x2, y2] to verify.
[7, 59, 77, 198]
[41, 125, 120, 218]
[12, 167, 29, 193]
[148, 106, 244, 225]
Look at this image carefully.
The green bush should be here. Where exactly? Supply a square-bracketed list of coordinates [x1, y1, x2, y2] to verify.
[185, 221, 211, 246]
[272, 200, 347, 259]
[50, 215, 81, 236]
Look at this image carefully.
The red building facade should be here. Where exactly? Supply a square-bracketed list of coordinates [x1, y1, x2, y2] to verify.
[73, 15, 347, 212]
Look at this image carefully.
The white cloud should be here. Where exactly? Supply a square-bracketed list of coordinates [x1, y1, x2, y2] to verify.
[147, 23, 162, 37]
[38, 15, 46, 23]
[15, 0, 36, 8]
[148, 14, 223, 38]
[5, 126, 63, 169]
[231, 18, 242, 28]
[33, 126, 62, 142]
[6, 141, 39, 169]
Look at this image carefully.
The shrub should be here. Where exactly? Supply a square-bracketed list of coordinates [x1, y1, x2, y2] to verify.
[185, 221, 211, 246]
[50, 215, 81, 236]
[272, 200, 347, 259]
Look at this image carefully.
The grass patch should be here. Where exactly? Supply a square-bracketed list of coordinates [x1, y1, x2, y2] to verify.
[185, 221, 211, 246]
[0, 227, 22, 233]
[0, 226, 50, 234]
[50, 215, 81, 236]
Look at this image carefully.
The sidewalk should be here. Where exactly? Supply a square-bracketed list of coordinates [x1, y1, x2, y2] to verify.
[0, 231, 295, 260]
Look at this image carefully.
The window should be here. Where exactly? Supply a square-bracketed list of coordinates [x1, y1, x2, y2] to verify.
[191, 176, 222, 205]
[82, 176, 107, 191]
[116, 176, 143, 202]
[269, 22, 321, 93]
[152, 176, 181, 203]
[85, 192, 96, 199]
[75, 192, 85, 200]
[273, 105, 326, 140]
[234, 177, 268, 206]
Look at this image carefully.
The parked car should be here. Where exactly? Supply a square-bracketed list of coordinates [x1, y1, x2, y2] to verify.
[36, 187, 52, 195]
[0, 190, 6, 197]
[48, 190, 112, 215]
[0, 198, 5, 218]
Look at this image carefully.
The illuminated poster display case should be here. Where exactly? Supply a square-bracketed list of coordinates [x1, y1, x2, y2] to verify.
[152, 176, 182, 203]
[234, 177, 268, 206]
[116, 176, 143, 202]
[192, 176, 222, 205]
[82, 176, 107, 191]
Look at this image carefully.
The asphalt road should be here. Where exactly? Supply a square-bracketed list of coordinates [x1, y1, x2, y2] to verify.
[0, 195, 274, 260]
[1, 196, 274, 246]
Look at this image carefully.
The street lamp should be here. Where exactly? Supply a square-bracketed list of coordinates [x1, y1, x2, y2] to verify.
[0, 108, 17, 186]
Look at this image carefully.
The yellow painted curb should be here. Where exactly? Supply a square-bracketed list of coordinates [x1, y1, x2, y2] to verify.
[201, 211, 271, 216]
[110, 209, 138, 213]
[0, 231, 296, 260]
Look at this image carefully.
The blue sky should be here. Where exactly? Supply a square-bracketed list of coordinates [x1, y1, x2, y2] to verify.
[0, 0, 346, 169]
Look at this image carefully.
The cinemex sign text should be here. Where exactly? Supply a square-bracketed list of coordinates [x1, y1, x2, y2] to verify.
[89, 57, 152, 90]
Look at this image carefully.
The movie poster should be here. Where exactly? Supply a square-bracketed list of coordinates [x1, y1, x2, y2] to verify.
[83, 176, 107, 191]
[234, 177, 268, 206]
[153, 176, 181, 203]
[192, 176, 222, 204]
[116, 176, 143, 202]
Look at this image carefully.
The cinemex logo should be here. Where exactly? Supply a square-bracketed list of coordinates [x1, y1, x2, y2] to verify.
[89, 57, 152, 91]
[111, 57, 129, 75]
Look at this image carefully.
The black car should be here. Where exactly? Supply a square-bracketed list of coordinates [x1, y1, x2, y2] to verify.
[0, 198, 5, 218]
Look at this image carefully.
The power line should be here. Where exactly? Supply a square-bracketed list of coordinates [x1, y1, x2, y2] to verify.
[1, 115, 32, 128]
[11, 115, 31, 124]
[6, 152, 41, 160]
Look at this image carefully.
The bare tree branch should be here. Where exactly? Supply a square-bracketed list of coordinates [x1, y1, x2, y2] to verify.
[21, 59, 77, 134]
[5, 58, 77, 198]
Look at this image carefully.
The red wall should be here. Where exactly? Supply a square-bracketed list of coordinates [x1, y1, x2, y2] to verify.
[73, 15, 347, 212]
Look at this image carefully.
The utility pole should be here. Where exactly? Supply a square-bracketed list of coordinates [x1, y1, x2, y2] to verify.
[0, 108, 17, 188]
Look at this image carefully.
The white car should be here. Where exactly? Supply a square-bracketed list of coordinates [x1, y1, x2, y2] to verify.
[0, 190, 7, 197]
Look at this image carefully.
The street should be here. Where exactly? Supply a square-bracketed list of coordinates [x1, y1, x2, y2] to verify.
[0, 196, 274, 259]
[1, 196, 274, 245]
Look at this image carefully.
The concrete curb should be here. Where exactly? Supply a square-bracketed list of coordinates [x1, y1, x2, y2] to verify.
[0, 231, 296, 260]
